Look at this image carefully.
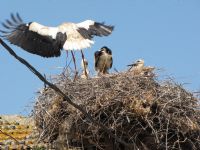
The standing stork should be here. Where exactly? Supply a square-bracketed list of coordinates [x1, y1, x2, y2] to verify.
[94, 46, 113, 75]
[0, 13, 114, 76]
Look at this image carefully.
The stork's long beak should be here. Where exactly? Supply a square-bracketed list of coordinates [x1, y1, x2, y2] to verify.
[127, 63, 137, 67]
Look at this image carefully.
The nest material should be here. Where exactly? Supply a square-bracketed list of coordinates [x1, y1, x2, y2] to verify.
[33, 71, 200, 150]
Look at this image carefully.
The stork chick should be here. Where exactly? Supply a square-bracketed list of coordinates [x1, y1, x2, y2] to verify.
[128, 59, 144, 75]
[94, 46, 113, 75]
[80, 59, 89, 79]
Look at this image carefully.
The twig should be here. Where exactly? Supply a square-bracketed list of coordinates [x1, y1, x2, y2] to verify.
[0, 129, 32, 149]
[166, 118, 169, 150]
[0, 129, 20, 144]
[0, 38, 132, 148]
[145, 118, 159, 144]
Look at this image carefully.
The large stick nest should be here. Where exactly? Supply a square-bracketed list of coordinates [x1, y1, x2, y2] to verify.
[33, 70, 200, 150]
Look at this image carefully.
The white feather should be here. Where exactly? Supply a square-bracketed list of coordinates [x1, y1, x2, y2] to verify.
[76, 41, 82, 50]
[63, 39, 94, 50]
[72, 42, 78, 50]
[76, 20, 95, 30]
[29, 22, 43, 32]
[63, 41, 69, 50]
[79, 41, 85, 49]
[29, 22, 58, 39]
[67, 42, 73, 50]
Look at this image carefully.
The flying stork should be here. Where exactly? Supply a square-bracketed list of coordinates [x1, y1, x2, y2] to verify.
[0, 13, 114, 75]
[94, 46, 113, 75]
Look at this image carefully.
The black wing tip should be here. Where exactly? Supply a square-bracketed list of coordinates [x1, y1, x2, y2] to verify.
[98, 22, 115, 30]
[2, 13, 23, 27]
[100, 22, 115, 34]
[0, 34, 7, 38]
[11, 13, 23, 23]
[16, 13, 23, 22]
[110, 25, 114, 31]
[0, 29, 10, 34]
[1, 22, 10, 29]
[1, 13, 24, 34]
[94, 22, 115, 36]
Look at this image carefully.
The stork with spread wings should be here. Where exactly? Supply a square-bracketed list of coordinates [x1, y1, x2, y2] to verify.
[0, 13, 114, 77]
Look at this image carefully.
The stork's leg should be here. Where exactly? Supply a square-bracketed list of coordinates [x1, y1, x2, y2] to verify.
[81, 50, 88, 78]
[66, 51, 69, 65]
[71, 51, 78, 80]
[62, 51, 69, 75]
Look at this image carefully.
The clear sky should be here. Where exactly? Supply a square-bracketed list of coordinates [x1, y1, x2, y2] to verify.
[0, 0, 200, 115]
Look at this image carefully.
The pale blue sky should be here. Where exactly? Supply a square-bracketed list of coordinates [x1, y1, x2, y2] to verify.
[0, 0, 200, 114]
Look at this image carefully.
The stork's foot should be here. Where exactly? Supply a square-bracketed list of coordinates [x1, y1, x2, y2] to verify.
[73, 71, 79, 81]
[96, 72, 112, 77]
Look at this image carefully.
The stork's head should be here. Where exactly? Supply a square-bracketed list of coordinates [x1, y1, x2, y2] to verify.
[134, 59, 144, 67]
[100, 46, 112, 55]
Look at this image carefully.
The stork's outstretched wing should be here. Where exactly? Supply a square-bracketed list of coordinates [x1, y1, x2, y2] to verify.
[0, 13, 64, 57]
[62, 20, 114, 51]
[77, 20, 114, 39]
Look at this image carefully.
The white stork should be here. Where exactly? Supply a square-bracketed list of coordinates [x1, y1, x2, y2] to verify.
[0, 13, 114, 74]
[94, 46, 113, 75]
[127, 59, 145, 75]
